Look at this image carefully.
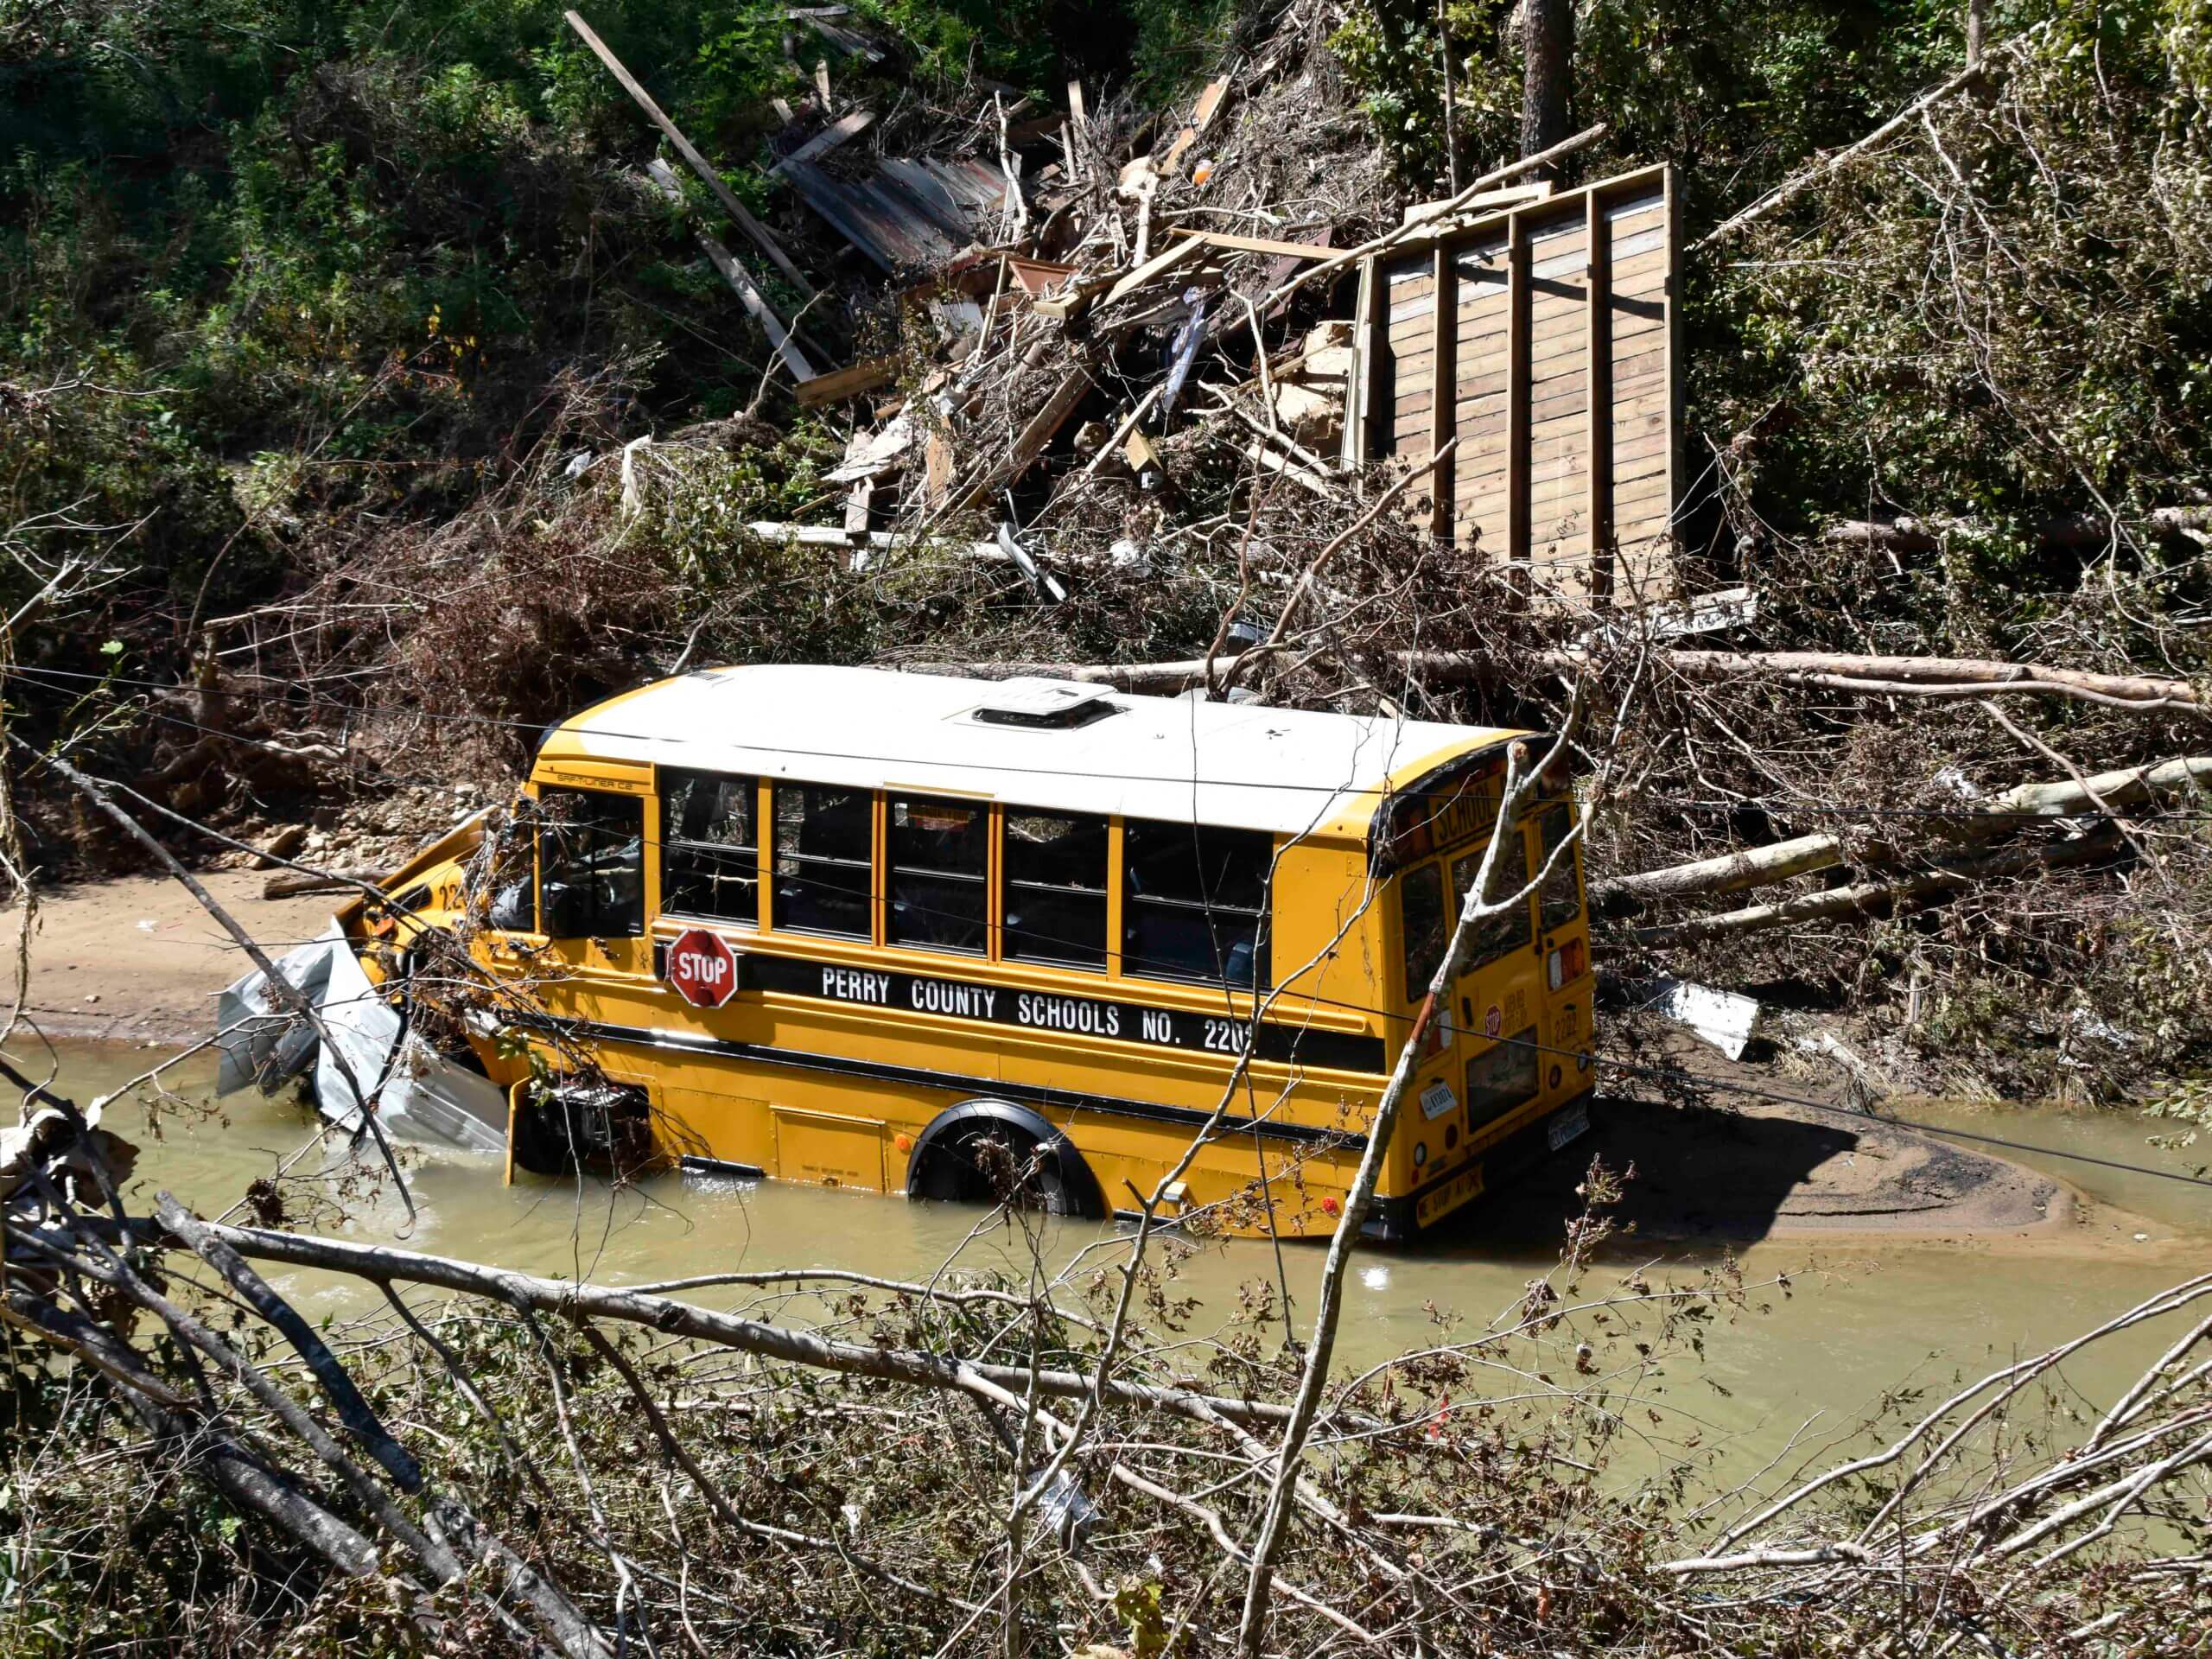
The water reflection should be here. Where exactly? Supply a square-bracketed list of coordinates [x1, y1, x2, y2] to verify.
[54, 1038, 2211, 1484]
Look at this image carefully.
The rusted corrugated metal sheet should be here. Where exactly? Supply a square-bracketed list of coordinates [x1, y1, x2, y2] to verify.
[785, 152, 1016, 273]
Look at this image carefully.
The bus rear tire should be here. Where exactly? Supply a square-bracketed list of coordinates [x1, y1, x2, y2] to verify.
[907, 1101, 1103, 1221]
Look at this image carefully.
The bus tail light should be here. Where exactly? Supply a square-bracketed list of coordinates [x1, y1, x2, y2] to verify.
[1548, 938, 1588, 989]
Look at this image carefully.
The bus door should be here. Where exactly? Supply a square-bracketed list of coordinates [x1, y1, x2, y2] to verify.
[533, 785, 652, 988]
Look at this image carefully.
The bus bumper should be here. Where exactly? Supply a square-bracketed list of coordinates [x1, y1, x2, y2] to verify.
[1363, 1087, 1596, 1243]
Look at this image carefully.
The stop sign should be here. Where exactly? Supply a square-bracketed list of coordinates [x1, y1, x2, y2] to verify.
[665, 927, 740, 1008]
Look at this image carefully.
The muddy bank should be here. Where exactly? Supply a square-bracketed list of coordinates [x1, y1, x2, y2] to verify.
[20, 871, 340, 1046]
[1476, 1085, 2069, 1245]
[19, 874, 2096, 1244]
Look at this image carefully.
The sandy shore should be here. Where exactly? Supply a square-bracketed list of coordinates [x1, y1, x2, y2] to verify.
[20, 871, 340, 1045]
[17, 873, 2094, 1244]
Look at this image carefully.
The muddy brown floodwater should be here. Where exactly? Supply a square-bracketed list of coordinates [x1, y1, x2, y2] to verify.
[41, 1035, 2212, 1487]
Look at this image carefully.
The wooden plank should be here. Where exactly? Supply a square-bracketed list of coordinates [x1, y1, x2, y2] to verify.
[641, 161, 817, 384]
[1161, 74, 1231, 171]
[1344, 254, 1376, 467]
[1587, 179, 1614, 600]
[794, 353, 899, 406]
[1428, 244, 1456, 539]
[1606, 247, 1673, 285]
[1037, 237, 1205, 323]
[1402, 183, 1552, 226]
[1170, 228, 1342, 262]
[1191, 75, 1230, 130]
[1660, 159, 1680, 596]
[768, 109, 874, 177]
[1614, 485, 1675, 522]
[953, 368, 1093, 510]
[1607, 430, 1673, 467]
[566, 10, 816, 302]
[1505, 213, 1529, 569]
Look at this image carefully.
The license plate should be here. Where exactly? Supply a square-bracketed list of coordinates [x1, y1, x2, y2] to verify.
[1547, 1100, 1590, 1151]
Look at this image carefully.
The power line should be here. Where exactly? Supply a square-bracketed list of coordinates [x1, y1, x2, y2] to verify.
[1509, 1034, 2212, 1192]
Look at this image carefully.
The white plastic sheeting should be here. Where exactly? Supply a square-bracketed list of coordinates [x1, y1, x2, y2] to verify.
[1635, 978, 1762, 1061]
[214, 923, 507, 1154]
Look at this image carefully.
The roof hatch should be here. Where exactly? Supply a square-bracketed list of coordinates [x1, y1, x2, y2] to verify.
[964, 678, 1119, 730]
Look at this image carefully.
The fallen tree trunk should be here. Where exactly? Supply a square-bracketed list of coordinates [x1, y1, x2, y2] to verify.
[918, 647, 2208, 717]
[1819, 505, 2212, 556]
[1594, 755, 2212, 910]
[135, 1215, 1354, 1434]
[1622, 830, 2127, 947]
[1640, 649, 2207, 715]
[0, 1285, 386, 1580]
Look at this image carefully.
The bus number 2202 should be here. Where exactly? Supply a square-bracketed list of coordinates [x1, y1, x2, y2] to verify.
[1202, 1018, 1251, 1055]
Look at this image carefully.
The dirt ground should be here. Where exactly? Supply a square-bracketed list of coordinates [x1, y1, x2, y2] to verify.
[1474, 1076, 2067, 1246]
[16, 871, 341, 1046]
[13, 874, 2094, 1244]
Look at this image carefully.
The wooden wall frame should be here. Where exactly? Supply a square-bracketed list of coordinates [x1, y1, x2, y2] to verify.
[1351, 163, 1678, 606]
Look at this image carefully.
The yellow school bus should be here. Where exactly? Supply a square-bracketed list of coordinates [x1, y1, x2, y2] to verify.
[359, 665, 1594, 1240]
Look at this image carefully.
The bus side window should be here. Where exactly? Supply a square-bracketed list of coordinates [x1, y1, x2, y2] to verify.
[887, 796, 987, 953]
[663, 769, 759, 925]
[485, 804, 537, 933]
[1399, 861, 1445, 1001]
[1122, 819, 1272, 988]
[1003, 810, 1108, 967]
[538, 789, 645, 938]
[1535, 804, 1581, 935]
[774, 784, 872, 938]
[1451, 846, 1533, 965]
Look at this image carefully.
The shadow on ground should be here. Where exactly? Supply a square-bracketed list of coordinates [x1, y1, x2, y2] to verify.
[1414, 1093, 1985, 1263]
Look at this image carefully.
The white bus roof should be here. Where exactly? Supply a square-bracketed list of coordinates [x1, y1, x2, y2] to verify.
[550, 666, 1521, 840]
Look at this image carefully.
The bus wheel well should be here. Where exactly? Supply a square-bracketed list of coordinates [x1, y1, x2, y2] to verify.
[906, 1101, 1104, 1220]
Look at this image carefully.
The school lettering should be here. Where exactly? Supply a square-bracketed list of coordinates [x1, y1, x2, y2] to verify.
[741, 953, 1385, 1073]
[1014, 992, 1122, 1039]
[909, 979, 998, 1020]
[820, 967, 893, 1003]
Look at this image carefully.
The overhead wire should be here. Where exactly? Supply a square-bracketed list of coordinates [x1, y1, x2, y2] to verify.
[9, 662, 2212, 822]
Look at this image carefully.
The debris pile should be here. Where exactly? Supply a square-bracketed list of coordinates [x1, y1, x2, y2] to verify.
[557, 0, 1647, 711]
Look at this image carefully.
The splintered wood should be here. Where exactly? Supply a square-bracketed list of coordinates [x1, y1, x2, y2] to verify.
[1359, 164, 1677, 604]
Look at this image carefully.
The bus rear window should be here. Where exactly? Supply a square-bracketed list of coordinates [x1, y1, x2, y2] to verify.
[1466, 1027, 1539, 1131]
[538, 789, 645, 938]
[774, 784, 872, 938]
[662, 770, 759, 925]
[1122, 820, 1272, 988]
[1535, 804, 1582, 935]
[1452, 847, 1533, 965]
[888, 797, 987, 953]
[1004, 811, 1107, 968]
[1400, 861, 1446, 1001]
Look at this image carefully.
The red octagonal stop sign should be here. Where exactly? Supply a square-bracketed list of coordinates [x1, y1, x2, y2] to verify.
[665, 927, 740, 1008]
